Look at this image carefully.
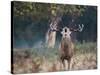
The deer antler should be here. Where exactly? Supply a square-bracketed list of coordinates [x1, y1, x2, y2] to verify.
[78, 24, 84, 32]
[70, 24, 84, 32]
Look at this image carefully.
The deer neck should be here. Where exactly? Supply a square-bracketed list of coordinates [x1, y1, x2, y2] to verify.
[62, 36, 72, 43]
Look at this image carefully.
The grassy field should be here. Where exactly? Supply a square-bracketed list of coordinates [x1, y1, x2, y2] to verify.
[12, 42, 97, 74]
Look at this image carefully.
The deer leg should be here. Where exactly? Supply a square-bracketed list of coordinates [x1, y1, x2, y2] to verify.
[60, 56, 65, 70]
[61, 57, 66, 70]
[68, 58, 71, 70]
[62, 59, 65, 70]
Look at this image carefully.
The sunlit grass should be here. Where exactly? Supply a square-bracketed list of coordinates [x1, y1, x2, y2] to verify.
[12, 42, 97, 74]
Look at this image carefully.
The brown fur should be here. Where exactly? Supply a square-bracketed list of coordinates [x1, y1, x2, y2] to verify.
[59, 28, 74, 70]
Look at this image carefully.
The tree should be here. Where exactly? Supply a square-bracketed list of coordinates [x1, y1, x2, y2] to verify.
[12, 1, 97, 48]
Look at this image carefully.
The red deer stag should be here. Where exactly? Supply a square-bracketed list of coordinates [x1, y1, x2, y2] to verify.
[59, 24, 84, 70]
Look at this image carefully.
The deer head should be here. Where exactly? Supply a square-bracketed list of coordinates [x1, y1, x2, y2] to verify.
[61, 27, 71, 38]
[61, 24, 84, 38]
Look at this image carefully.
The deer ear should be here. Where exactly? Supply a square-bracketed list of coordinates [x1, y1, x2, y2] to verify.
[68, 28, 72, 35]
[61, 28, 64, 34]
[61, 31, 63, 35]
[69, 31, 71, 35]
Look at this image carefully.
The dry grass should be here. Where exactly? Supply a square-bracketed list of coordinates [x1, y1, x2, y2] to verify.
[12, 42, 97, 74]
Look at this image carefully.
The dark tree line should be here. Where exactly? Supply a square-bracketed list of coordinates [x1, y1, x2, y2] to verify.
[12, 1, 97, 48]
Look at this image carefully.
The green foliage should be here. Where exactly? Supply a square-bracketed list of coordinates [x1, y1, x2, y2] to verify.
[13, 1, 86, 18]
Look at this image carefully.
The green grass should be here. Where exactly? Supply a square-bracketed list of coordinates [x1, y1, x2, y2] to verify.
[75, 42, 97, 54]
[30, 42, 97, 59]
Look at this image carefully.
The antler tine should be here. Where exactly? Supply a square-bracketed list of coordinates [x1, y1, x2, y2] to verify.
[78, 24, 84, 32]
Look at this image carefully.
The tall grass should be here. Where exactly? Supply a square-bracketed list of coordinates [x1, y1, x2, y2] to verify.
[75, 42, 97, 54]
[12, 42, 97, 74]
